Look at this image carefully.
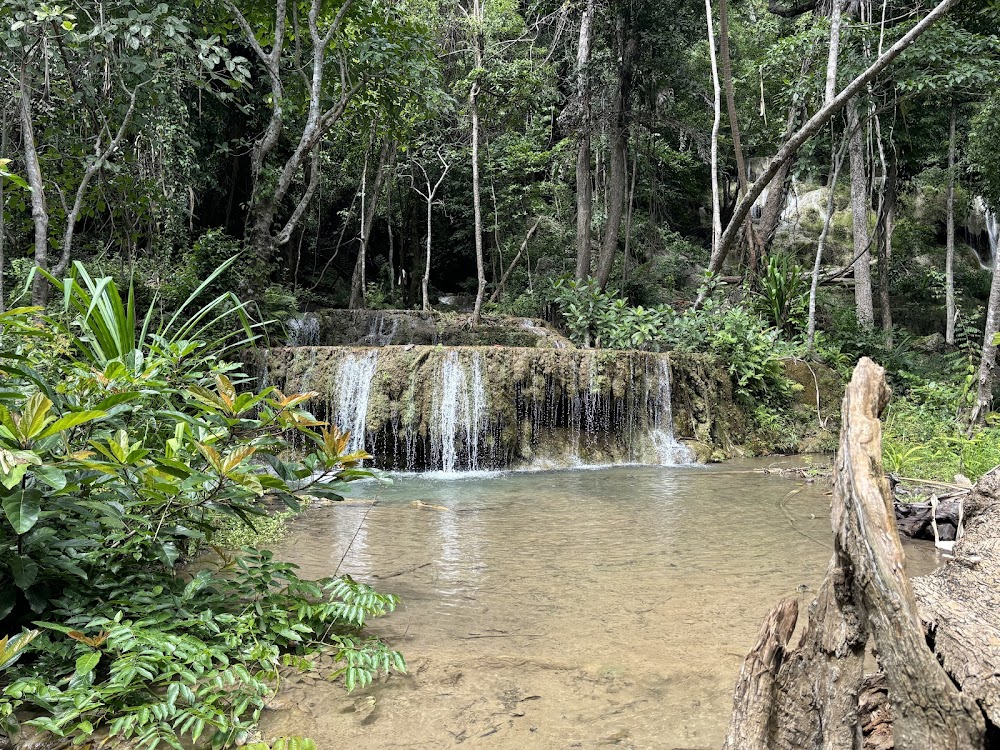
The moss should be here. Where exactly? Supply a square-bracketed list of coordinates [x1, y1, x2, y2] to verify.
[265, 345, 745, 468]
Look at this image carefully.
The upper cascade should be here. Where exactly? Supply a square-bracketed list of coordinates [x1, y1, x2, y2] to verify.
[262, 345, 728, 473]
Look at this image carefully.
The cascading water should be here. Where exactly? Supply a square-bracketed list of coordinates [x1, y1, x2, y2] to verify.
[430, 352, 487, 473]
[987, 209, 999, 268]
[650, 359, 696, 464]
[333, 350, 379, 454]
[267, 346, 709, 472]
[287, 314, 320, 347]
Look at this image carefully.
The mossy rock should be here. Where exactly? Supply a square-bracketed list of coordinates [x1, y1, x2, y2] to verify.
[263, 345, 739, 469]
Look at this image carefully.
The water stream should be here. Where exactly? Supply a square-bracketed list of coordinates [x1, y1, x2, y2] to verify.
[263, 461, 939, 749]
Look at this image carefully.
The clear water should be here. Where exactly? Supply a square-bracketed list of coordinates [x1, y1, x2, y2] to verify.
[263, 460, 938, 749]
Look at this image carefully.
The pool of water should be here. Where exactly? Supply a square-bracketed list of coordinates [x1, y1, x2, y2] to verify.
[262, 460, 939, 749]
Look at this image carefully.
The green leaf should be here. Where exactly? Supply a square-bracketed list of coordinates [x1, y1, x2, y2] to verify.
[74, 651, 101, 676]
[2, 488, 42, 533]
[10, 555, 38, 589]
[33, 465, 67, 491]
[38, 410, 106, 438]
[0, 588, 14, 620]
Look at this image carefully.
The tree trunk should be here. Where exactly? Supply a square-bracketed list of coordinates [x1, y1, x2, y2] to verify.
[574, 0, 595, 282]
[470, 0, 487, 326]
[489, 218, 541, 303]
[825, 0, 844, 102]
[19, 66, 49, 306]
[726, 358, 987, 749]
[848, 98, 874, 329]
[946, 103, 957, 345]
[912, 469, 1000, 731]
[706, 0, 723, 257]
[807, 138, 848, 350]
[700, 0, 961, 291]
[970, 260, 1000, 425]
[470, 82, 486, 324]
[422, 192, 433, 311]
[595, 19, 637, 290]
[719, 0, 761, 270]
[350, 138, 393, 309]
[878, 159, 897, 343]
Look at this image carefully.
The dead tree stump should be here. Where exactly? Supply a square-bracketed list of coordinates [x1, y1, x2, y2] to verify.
[724, 357, 987, 750]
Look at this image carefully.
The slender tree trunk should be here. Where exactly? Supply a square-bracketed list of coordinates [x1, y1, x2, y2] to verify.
[470, 0, 487, 326]
[595, 23, 637, 289]
[387, 186, 395, 294]
[489, 218, 541, 303]
[415, 152, 450, 312]
[848, 98, 874, 328]
[825, 0, 844, 102]
[946, 103, 957, 345]
[971, 262, 1000, 425]
[575, 0, 595, 281]
[0, 105, 7, 313]
[19, 68, 49, 306]
[350, 138, 392, 309]
[423, 193, 433, 311]
[718, 0, 762, 271]
[879, 162, 897, 343]
[807, 138, 848, 350]
[621, 151, 638, 287]
[700, 0, 961, 291]
[706, 0, 723, 257]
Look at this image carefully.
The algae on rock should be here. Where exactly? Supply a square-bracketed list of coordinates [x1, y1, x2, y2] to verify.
[264, 345, 732, 470]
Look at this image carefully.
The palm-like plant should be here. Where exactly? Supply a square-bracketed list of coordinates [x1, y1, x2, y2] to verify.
[33, 257, 266, 371]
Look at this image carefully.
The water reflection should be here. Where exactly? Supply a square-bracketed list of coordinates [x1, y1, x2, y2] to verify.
[270, 462, 939, 750]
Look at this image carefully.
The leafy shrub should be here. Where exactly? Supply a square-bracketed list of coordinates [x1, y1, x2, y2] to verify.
[755, 253, 807, 334]
[547, 277, 794, 407]
[0, 269, 402, 748]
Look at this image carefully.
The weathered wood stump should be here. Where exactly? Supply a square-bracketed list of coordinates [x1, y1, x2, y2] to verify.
[724, 358, 990, 750]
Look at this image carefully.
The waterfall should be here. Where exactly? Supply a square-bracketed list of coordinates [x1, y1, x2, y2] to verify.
[650, 359, 695, 464]
[287, 314, 320, 347]
[269, 346, 709, 472]
[988, 209, 999, 268]
[430, 351, 487, 473]
[333, 350, 379, 454]
[366, 313, 400, 346]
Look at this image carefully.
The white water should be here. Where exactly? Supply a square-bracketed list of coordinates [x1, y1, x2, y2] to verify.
[430, 351, 487, 473]
[287, 314, 320, 347]
[651, 358, 696, 464]
[293, 347, 695, 472]
[334, 350, 379, 454]
[365, 313, 400, 346]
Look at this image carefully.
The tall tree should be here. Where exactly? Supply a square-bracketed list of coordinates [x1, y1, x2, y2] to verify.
[574, 0, 596, 282]
[700, 0, 962, 290]
[226, 0, 432, 281]
[945, 102, 958, 345]
[469, 0, 488, 325]
[847, 98, 875, 328]
[594, 10, 639, 289]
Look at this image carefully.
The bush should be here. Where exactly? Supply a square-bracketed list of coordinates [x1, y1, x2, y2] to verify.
[547, 277, 794, 407]
[0, 269, 402, 748]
